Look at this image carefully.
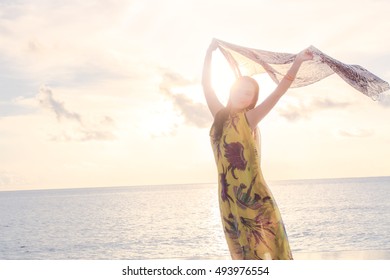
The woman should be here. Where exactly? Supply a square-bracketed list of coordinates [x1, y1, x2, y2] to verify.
[202, 39, 313, 260]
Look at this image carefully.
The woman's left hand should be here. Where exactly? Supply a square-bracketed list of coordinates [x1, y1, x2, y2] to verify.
[296, 48, 314, 62]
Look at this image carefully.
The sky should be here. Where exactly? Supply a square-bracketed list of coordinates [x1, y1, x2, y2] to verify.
[0, 0, 389, 191]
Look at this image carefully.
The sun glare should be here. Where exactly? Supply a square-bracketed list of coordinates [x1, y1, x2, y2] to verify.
[210, 51, 277, 106]
[255, 74, 277, 101]
[211, 50, 236, 105]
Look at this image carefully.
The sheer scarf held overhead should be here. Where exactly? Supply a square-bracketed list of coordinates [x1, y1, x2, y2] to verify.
[214, 38, 390, 101]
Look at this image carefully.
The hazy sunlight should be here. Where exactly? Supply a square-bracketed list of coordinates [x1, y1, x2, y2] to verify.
[211, 50, 236, 105]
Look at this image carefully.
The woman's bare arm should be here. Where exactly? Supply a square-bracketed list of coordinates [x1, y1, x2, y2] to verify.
[202, 40, 224, 118]
[246, 48, 313, 129]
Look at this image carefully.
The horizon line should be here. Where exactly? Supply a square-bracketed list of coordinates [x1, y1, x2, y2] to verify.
[1, 174, 389, 193]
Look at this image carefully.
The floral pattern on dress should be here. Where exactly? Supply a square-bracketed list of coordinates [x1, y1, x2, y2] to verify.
[219, 166, 234, 204]
[233, 175, 270, 210]
[223, 213, 240, 240]
[223, 135, 247, 179]
[240, 212, 275, 249]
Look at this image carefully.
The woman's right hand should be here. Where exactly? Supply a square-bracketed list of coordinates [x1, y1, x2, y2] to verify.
[207, 38, 219, 53]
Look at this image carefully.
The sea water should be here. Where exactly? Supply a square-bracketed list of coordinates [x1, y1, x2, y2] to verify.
[0, 176, 389, 259]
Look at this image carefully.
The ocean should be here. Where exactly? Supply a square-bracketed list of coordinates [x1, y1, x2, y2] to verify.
[0, 176, 389, 260]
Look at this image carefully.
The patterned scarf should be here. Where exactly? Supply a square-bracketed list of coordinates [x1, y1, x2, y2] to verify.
[215, 39, 389, 101]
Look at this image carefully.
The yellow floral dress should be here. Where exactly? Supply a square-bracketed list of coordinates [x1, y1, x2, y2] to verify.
[210, 111, 293, 260]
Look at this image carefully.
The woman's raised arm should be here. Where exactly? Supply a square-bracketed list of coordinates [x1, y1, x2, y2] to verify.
[202, 40, 224, 118]
[246, 48, 313, 129]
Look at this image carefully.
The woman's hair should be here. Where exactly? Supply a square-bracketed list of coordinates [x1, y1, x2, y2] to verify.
[212, 76, 259, 142]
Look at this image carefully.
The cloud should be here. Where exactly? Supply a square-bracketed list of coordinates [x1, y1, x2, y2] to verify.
[38, 86, 82, 123]
[168, 93, 211, 128]
[337, 128, 374, 138]
[49, 128, 115, 142]
[37, 85, 116, 141]
[277, 97, 351, 121]
[277, 102, 309, 121]
[0, 170, 27, 189]
[159, 69, 195, 89]
[312, 98, 351, 109]
[159, 69, 212, 129]
[0, 0, 141, 89]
